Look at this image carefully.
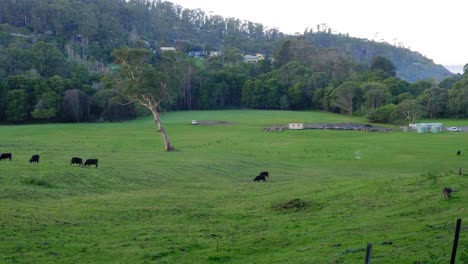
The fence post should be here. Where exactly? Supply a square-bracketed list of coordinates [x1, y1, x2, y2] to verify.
[364, 243, 373, 264]
[450, 218, 462, 264]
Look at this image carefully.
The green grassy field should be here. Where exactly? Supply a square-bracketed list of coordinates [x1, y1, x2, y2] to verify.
[0, 110, 466, 263]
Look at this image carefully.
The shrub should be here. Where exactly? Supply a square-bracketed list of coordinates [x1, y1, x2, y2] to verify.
[367, 104, 397, 123]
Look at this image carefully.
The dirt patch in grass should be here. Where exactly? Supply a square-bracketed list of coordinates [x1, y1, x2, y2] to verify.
[264, 125, 287, 132]
[23, 178, 54, 188]
[197, 120, 233, 126]
[144, 251, 171, 260]
[273, 198, 309, 211]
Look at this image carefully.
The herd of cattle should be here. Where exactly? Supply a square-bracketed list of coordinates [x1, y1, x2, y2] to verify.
[0, 151, 459, 199]
[70, 157, 98, 167]
[0, 152, 98, 167]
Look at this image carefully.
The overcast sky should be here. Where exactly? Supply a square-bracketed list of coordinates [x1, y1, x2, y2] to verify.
[171, 0, 467, 72]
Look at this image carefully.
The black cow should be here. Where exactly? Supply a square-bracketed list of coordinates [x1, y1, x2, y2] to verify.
[70, 157, 83, 166]
[254, 174, 267, 182]
[84, 159, 98, 168]
[0, 153, 12, 161]
[443, 187, 453, 199]
[457, 150, 461, 156]
[29, 154, 40, 163]
[254, 171, 269, 182]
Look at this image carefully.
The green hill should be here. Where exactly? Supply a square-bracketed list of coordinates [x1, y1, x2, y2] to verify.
[0, 110, 466, 263]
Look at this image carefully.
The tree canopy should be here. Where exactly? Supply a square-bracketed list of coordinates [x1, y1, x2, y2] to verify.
[0, 0, 465, 126]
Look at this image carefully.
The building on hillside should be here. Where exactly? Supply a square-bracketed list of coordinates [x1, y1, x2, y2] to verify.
[160, 47, 176, 52]
[210, 51, 222, 57]
[243, 53, 265, 63]
[109, 64, 120, 72]
[188, 51, 207, 58]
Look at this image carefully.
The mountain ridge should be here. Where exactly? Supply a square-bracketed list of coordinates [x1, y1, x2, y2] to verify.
[302, 31, 453, 82]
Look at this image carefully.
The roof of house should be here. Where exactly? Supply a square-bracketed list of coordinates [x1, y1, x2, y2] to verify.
[160, 47, 176, 51]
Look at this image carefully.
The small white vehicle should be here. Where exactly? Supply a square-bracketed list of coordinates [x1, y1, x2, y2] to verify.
[446, 127, 461, 132]
[191, 120, 198, 125]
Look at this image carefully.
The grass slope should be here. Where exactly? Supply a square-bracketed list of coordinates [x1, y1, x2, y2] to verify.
[0, 110, 466, 263]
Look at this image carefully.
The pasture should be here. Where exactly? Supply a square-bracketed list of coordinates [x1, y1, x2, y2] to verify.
[0, 110, 466, 263]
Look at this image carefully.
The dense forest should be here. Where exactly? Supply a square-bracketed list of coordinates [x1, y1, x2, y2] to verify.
[0, 0, 466, 124]
[302, 29, 453, 82]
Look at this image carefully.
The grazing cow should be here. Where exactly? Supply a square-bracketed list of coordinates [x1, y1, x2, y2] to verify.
[443, 187, 453, 199]
[70, 157, 83, 166]
[0, 153, 12, 161]
[457, 150, 461, 156]
[253, 171, 269, 182]
[254, 174, 267, 182]
[29, 154, 40, 163]
[84, 159, 98, 168]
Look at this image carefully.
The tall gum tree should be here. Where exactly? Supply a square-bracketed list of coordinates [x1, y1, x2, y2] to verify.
[332, 81, 360, 115]
[112, 47, 175, 151]
[396, 99, 424, 124]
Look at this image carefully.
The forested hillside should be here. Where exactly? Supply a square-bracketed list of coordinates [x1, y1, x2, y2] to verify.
[303, 30, 453, 82]
[0, 0, 466, 124]
[0, 0, 283, 65]
[0, 0, 452, 81]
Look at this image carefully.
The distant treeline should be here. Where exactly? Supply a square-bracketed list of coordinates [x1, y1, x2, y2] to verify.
[0, 74, 136, 122]
[0, 0, 466, 124]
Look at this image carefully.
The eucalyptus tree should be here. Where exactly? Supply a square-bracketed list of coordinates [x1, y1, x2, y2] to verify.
[112, 47, 178, 151]
[395, 99, 424, 124]
[62, 89, 90, 122]
[417, 87, 448, 118]
[241, 79, 268, 109]
[361, 82, 391, 110]
[31, 91, 61, 120]
[370, 56, 396, 77]
[447, 79, 468, 118]
[313, 87, 334, 111]
[332, 81, 361, 115]
[6, 89, 29, 122]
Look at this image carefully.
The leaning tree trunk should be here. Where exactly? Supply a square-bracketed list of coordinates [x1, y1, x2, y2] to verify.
[151, 109, 175, 152]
